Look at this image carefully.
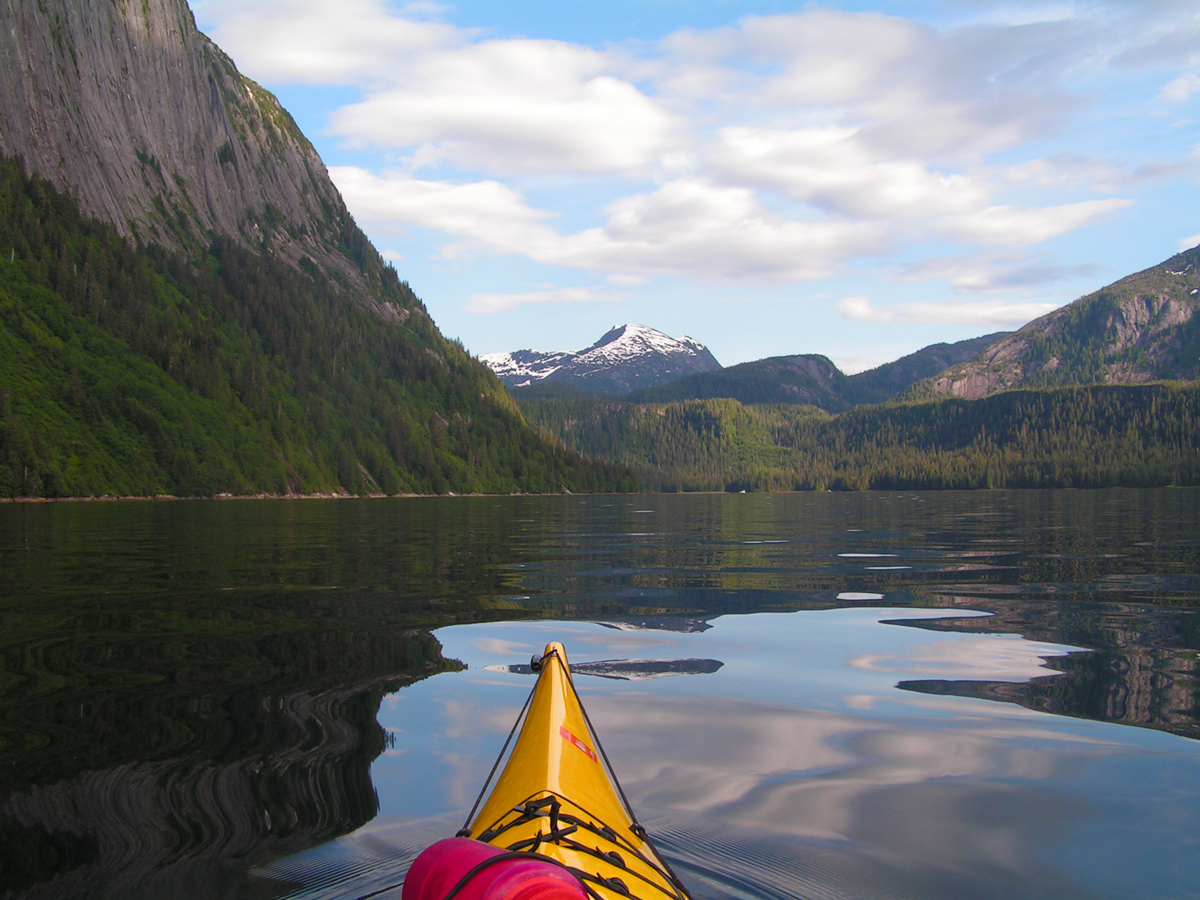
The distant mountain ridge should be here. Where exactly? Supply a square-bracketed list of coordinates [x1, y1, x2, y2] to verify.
[482, 324, 721, 393]
[625, 333, 1007, 412]
[909, 247, 1200, 400]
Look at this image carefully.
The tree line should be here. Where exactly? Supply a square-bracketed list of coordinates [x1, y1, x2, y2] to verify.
[519, 383, 1200, 491]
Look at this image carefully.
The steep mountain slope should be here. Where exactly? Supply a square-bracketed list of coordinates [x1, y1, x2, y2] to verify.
[626, 353, 846, 408]
[910, 248, 1200, 400]
[482, 324, 721, 393]
[845, 333, 1009, 406]
[0, 0, 366, 290]
[0, 0, 629, 496]
[625, 333, 1006, 412]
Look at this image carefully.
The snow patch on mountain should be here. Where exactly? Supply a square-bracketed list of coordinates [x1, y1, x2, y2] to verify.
[479, 349, 572, 386]
[481, 324, 721, 393]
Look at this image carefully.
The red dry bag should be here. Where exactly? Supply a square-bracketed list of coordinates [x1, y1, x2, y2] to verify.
[402, 838, 588, 900]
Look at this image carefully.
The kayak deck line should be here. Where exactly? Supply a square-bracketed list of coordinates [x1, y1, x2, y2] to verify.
[401, 642, 695, 900]
[470, 791, 685, 900]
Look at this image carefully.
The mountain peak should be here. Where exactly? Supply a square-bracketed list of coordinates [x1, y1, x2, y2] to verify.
[482, 324, 721, 393]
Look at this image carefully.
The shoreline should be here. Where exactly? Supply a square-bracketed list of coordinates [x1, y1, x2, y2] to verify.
[0, 490, 599, 502]
[1, 485, 1192, 503]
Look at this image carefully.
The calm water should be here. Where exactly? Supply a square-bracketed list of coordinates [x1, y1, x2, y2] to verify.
[1, 491, 1198, 899]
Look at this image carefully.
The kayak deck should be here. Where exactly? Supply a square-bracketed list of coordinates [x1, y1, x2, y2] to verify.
[460, 642, 690, 900]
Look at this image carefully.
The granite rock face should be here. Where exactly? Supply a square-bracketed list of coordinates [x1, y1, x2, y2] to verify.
[0, 0, 365, 288]
[912, 247, 1200, 400]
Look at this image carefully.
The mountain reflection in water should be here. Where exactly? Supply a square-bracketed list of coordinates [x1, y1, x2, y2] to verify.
[484, 658, 724, 679]
[0, 631, 456, 900]
[1, 491, 1198, 899]
[890, 600, 1200, 738]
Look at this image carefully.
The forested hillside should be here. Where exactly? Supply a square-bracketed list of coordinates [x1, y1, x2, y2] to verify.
[519, 383, 1200, 491]
[0, 160, 631, 497]
[912, 247, 1200, 400]
[625, 333, 1005, 411]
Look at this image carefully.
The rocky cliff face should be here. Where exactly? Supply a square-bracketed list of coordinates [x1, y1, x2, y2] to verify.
[0, 0, 370, 292]
[912, 248, 1200, 400]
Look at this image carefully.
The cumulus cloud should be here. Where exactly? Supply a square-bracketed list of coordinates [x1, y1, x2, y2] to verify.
[899, 252, 1100, 292]
[938, 199, 1132, 246]
[554, 179, 886, 282]
[838, 296, 1061, 327]
[330, 40, 679, 175]
[1113, 3, 1200, 69]
[1162, 72, 1200, 102]
[330, 166, 555, 243]
[1003, 153, 1196, 192]
[194, 0, 459, 84]
[464, 286, 623, 314]
[1179, 232, 1200, 252]
[333, 169, 886, 282]
[711, 126, 991, 220]
[663, 9, 1079, 160]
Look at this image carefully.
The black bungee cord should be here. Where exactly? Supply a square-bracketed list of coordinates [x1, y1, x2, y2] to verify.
[348, 647, 692, 900]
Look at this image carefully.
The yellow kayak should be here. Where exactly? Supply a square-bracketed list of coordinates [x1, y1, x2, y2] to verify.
[403, 642, 692, 900]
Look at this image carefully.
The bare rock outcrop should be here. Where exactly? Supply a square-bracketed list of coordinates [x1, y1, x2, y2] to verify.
[0, 0, 365, 287]
[911, 248, 1200, 400]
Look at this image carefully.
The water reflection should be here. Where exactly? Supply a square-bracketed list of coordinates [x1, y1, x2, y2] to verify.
[483, 658, 724, 679]
[279, 614, 1198, 900]
[0, 632, 455, 899]
[893, 601, 1200, 738]
[1, 490, 1198, 898]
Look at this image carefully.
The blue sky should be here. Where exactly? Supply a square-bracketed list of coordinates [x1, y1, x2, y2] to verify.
[191, 0, 1200, 371]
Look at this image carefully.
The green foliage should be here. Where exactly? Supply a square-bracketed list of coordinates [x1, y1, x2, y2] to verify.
[625, 356, 846, 408]
[519, 384, 1200, 491]
[0, 157, 631, 497]
[1014, 261, 1200, 386]
[902, 248, 1200, 402]
[624, 333, 1008, 411]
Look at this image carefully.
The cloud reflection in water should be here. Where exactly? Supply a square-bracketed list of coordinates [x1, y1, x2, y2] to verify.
[271, 609, 1200, 900]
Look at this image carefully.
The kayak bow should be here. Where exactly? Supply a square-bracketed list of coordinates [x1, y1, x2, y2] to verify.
[402, 642, 692, 900]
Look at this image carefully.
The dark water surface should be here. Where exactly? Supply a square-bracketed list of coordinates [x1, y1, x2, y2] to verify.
[1, 491, 1198, 899]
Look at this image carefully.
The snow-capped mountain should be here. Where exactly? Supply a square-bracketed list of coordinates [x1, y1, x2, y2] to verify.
[481, 324, 722, 394]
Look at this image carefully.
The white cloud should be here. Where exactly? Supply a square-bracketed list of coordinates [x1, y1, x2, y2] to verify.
[1179, 231, 1200, 252]
[899, 252, 1100, 293]
[333, 168, 886, 282]
[464, 286, 623, 314]
[1114, 4, 1200, 69]
[938, 199, 1132, 246]
[330, 166, 555, 243]
[663, 9, 1079, 160]
[330, 40, 679, 176]
[838, 296, 1062, 327]
[551, 179, 886, 282]
[194, 0, 460, 85]
[711, 126, 991, 220]
[1163, 72, 1200, 103]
